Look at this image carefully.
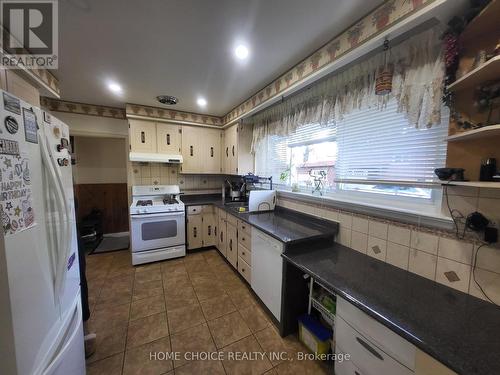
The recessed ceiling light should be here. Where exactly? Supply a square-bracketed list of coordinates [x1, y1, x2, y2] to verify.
[234, 45, 249, 60]
[197, 97, 207, 107]
[107, 81, 122, 94]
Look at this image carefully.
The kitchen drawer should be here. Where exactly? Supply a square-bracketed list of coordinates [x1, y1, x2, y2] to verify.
[238, 244, 251, 265]
[334, 349, 365, 375]
[238, 220, 252, 236]
[337, 297, 415, 370]
[226, 214, 238, 227]
[202, 205, 214, 214]
[238, 230, 251, 250]
[238, 256, 251, 283]
[336, 316, 413, 375]
[187, 205, 202, 215]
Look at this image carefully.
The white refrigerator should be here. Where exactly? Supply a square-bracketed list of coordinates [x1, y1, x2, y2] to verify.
[0, 90, 85, 375]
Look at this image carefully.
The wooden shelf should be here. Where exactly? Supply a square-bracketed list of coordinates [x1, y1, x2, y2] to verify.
[448, 55, 500, 92]
[442, 181, 500, 188]
[446, 124, 500, 141]
[460, 0, 500, 44]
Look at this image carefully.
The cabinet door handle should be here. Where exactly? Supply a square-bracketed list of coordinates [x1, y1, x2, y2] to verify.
[141, 131, 145, 143]
[208, 225, 211, 235]
[241, 237, 245, 242]
[210, 147, 214, 157]
[355, 337, 383, 361]
[232, 145, 235, 156]
[241, 225, 246, 230]
[220, 231, 223, 242]
[190, 145, 193, 156]
[166, 133, 170, 145]
[214, 226, 217, 236]
[242, 251, 245, 256]
[226, 147, 228, 157]
[229, 239, 232, 251]
[242, 268, 245, 272]
[193, 227, 197, 238]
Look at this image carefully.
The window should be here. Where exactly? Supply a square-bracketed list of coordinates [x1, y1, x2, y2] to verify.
[255, 98, 449, 204]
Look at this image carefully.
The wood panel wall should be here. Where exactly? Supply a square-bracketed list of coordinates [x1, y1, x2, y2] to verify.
[74, 183, 129, 234]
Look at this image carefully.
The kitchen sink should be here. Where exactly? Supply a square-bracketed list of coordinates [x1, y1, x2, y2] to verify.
[223, 201, 249, 213]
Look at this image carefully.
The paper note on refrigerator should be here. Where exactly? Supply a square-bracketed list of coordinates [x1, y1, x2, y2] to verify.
[0, 151, 35, 236]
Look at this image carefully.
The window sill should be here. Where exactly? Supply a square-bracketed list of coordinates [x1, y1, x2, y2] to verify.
[277, 190, 454, 231]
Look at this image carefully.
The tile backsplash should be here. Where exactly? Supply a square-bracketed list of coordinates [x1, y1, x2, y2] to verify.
[130, 162, 226, 192]
[278, 185, 500, 306]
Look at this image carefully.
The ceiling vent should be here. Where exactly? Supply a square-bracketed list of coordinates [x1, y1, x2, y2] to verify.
[156, 95, 178, 105]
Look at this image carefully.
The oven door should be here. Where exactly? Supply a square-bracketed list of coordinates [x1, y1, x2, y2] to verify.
[131, 211, 185, 253]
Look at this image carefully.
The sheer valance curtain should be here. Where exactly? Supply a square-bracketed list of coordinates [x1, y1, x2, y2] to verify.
[247, 26, 446, 153]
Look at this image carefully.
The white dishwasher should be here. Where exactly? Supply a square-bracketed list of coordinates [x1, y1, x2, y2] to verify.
[251, 229, 284, 322]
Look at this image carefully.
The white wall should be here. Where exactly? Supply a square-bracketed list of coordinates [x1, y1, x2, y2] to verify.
[50, 111, 128, 138]
[73, 136, 127, 184]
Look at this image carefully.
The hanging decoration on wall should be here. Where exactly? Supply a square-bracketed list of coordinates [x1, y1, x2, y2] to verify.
[375, 39, 393, 95]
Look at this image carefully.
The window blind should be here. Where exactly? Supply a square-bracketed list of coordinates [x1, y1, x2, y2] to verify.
[255, 123, 336, 182]
[335, 99, 449, 183]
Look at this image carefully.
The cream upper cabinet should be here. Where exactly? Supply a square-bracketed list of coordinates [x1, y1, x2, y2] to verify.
[129, 119, 157, 153]
[181, 126, 222, 174]
[180, 126, 201, 173]
[204, 128, 222, 174]
[223, 123, 254, 175]
[157, 123, 181, 154]
[5, 70, 40, 107]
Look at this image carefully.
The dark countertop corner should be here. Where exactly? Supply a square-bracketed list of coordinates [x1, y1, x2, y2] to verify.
[283, 244, 500, 375]
[181, 193, 338, 244]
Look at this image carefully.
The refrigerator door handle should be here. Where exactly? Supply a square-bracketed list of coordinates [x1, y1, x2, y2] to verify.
[46, 132, 72, 301]
[39, 132, 69, 302]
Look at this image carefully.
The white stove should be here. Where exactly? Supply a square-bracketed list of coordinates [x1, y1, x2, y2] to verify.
[130, 185, 185, 215]
[130, 185, 186, 265]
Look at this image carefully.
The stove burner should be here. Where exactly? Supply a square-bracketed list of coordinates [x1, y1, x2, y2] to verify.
[163, 197, 178, 205]
[136, 200, 153, 206]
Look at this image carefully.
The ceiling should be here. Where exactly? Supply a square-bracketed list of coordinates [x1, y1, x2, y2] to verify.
[57, 0, 384, 116]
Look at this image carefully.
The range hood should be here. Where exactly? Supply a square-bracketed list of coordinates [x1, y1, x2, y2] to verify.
[129, 152, 183, 164]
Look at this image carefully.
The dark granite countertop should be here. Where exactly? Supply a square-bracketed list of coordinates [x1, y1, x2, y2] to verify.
[283, 244, 500, 375]
[181, 194, 337, 244]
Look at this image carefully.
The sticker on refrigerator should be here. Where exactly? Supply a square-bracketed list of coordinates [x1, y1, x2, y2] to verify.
[3, 92, 21, 115]
[0, 138, 20, 155]
[0, 153, 35, 236]
[22, 108, 38, 144]
[4, 116, 18, 134]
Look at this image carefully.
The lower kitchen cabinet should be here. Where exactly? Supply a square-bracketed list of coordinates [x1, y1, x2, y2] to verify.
[335, 296, 415, 375]
[226, 222, 238, 268]
[414, 350, 457, 375]
[186, 214, 203, 249]
[187, 205, 217, 249]
[237, 256, 251, 283]
[202, 212, 216, 247]
[217, 215, 227, 256]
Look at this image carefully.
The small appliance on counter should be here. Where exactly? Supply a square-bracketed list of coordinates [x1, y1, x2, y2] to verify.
[248, 190, 277, 212]
[479, 158, 497, 181]
[222, 174, 274, 206]
[223, 179, 246, 202]
[434, 167, 466, 181]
